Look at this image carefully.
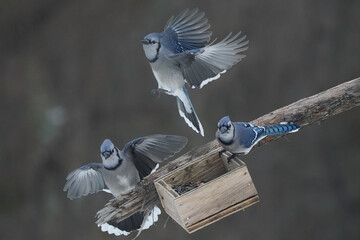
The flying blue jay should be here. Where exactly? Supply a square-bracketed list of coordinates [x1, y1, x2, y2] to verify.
[63, 135, 187, 236]
[216, 116, 300, 160]
[141, 9, 249, 136]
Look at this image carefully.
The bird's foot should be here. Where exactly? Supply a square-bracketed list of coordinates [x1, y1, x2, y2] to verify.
[227, 154, 237, 164]
[151, 89, 168, 98]
[218, 149, 227, 157]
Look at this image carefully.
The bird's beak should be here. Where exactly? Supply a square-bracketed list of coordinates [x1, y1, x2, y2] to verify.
[141, 39, 149, 45]
[220, 126, 228, 133]
[102, 151, 111, 159]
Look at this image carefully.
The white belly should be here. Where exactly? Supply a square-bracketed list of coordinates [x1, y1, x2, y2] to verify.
[228, 144, 250, 155]
[102, 161, 140, 197]
[219, 141, 251, 155]
[150, 57, 184, 94]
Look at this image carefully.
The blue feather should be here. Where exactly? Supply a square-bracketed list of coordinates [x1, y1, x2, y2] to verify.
[123, 137, 144, 152]
[264, 123, 299, 135]
[100, 139, 114, 153]
[218, 116, 231, 127]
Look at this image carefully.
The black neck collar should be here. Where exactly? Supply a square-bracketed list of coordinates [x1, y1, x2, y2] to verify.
[218, 137, 233, 146]
[149, 42, 161, 63]
[104, 148, 123, 170]
[104, 159, 122, 170]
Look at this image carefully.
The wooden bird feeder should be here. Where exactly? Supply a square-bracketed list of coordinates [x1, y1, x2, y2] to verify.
[154, 151, 259, 233]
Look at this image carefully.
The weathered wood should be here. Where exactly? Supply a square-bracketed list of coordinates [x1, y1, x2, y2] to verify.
[221, 152, 245, 171]
[155, 154, 258, 233]
[155, 180, 182, 226]
[186, 195, 260, 233]
[96, 77, 360, 226]
[174, 161, 256, 228]
[165, 152, 226, 186]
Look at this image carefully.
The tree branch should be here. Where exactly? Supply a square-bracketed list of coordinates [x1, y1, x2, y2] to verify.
[96, 77, 360, 225]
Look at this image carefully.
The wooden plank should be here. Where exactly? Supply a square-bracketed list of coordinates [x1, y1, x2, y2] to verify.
[220, 152, 244, 171]
[163, 153, 226, 187]
[187, 195, 260, 233]
[175, 165, 257, 226]
[156, 179, 179, 198]
[154, 180, 183, 227]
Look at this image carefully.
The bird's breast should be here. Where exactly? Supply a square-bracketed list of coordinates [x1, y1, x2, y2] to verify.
[150, 58, 184, 93]
[102, 162, 140, 197]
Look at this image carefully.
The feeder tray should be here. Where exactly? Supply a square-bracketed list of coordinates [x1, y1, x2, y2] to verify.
[154, 151, 259, 233]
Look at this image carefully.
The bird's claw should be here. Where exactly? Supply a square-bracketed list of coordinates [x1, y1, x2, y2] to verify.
[218, 149, 226, 157]
[227, 154, 236, 164]
[219, 150, 236, 164]
[151, 89, 167, 98]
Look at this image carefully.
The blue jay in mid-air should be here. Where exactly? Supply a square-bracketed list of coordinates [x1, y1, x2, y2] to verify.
[141, 9, 249, 136]
[216, 116, 300, 160]
[63, 135, 187, 236]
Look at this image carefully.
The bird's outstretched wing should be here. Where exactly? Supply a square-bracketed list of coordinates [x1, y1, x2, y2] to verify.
[123, 135, 188, 179]
[169, 32, 249, 88]
[162, 8, 212, 53]
[63, 163, 107, 200]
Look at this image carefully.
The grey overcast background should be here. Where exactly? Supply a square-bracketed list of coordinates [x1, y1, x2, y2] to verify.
[1, 0, 359, 239]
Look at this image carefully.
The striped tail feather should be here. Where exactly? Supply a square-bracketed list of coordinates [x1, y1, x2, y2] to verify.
[176, 87, 204, 136]
[264, 122, 300, 136]
[99, 206, 161, 236]
[100, 212, 143, 236]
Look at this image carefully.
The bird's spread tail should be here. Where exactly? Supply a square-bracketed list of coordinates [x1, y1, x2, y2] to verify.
[99, 206, 161, 236]
[176, 87, 204, 136]
[264, 122, 300, 136]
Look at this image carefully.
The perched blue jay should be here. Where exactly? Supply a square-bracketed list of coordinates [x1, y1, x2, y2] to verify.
[63, 135, 187, 236]
[216, 116, 300, 159]
[141, 9, 249, 136]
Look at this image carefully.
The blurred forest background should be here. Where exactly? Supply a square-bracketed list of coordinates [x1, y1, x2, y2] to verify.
[1, 0, 359, 239]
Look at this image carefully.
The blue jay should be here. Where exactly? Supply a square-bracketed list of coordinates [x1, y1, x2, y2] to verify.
[141, 9, 249, 136]
[63, 135, 187, 236]
[216, 116, 300, 159]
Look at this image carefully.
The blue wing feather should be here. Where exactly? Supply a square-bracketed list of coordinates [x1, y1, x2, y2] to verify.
[122, 135, 187, 179]
[79, 163, 103, 170]
[251, 126, 266, 145]
[64, 163, 107, 200]
[234, 123, 265, 148]
[123, 137, 144, 153]
[168, 32, 248, 88]
[162, 8, 211, 54]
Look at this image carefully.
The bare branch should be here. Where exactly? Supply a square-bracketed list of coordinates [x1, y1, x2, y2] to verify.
[96, 77, 360, 225]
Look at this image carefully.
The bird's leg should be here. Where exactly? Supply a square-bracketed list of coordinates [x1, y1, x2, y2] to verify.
[151, 88, 168, 98]
[227, 153, 238, 164]
[218, 149, 227, 157]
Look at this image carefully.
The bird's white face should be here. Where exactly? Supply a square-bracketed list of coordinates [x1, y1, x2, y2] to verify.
[216, 121, 234, 143]
[141, 34, 161, 62]
[101, 147, 122, 169]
